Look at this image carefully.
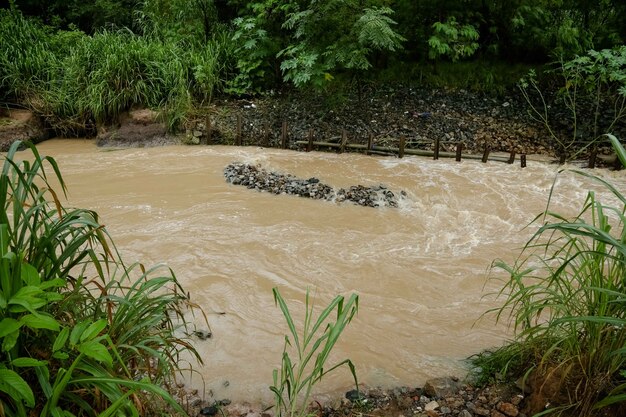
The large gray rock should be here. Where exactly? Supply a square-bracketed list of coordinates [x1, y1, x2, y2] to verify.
[424, 377, 462, 398]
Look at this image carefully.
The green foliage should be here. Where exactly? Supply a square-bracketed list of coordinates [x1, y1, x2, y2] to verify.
[0, 9, 234, 134]
[228, 14, 280, 94]
[480, 137, 626, 415]
[428, 17, 479, 62]
[230, 1, 404, 90]
[136, 0, 220, 45]
[0, 9, 57, 101]
[0, 141, 202, 416]
[519, 46, 626, 160]
[270, 288, 359, 417]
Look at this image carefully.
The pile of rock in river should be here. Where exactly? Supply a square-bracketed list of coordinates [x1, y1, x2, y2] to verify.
[224, 163, 406, 208]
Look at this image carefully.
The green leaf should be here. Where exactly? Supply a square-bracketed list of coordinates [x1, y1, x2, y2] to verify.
[78, 340, 112, 366]
[607, 134, 626, 168]
[69, 320, 90, 346]
[21, 312, 60, 331]
[53, 327, 70, 352]
[21, 262, 40, 286]
[52, 351, 69, 360]
[0, 368, 35, 407]
[11, 357, 48, 367]
[8, 285, 46, 312]
[79, 319, 107, 342]
[0, 318, 23, 338]
[35, 365, 53, 399]
[40, 278, 65, 290]
[2, 330, 19, 352]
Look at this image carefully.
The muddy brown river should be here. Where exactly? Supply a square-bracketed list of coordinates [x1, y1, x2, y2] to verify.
[33, 139, 625, 404]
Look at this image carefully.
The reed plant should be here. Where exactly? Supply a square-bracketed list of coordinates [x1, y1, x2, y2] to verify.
[0, 141, 202, 416]
[476, 135, 626, 415]
[270, 288, 359, 417]
[0, 9, 233, 135]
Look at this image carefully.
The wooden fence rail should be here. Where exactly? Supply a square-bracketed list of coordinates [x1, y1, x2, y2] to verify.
[214, 116, 618, 169]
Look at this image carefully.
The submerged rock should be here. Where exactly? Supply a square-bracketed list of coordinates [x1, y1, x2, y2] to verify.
[224, 163, 405, 208]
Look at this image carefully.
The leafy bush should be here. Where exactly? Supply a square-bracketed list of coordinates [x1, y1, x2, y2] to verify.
[230, 1, 404, 91]
[0, 9, 58, 101]
[271, 288, 359, 417]
[0, 141, 202, 416]
[477, 136, 626, 415]
[0, 9, 233, 134]
[519, 46, 626, 160]
[428, 17, 479, 62]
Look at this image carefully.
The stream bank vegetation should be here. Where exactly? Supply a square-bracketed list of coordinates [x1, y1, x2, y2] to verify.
[0, 141, 204, 416]
[1, 1, 625, 161]
[271, 289, 359, 417]
[473, 136, 626, 416]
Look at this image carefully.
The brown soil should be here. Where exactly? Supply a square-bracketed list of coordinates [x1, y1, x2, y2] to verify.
[96, 108, 179, 147]
[0, 109, 48, 151]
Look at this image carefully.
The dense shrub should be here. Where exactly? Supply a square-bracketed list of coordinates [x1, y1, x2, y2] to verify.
[474, 137, 626, 415]
[0, 142, 203, 416]
[0, 9, 232, 135]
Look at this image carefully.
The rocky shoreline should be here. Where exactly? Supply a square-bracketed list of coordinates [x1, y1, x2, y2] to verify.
[186, 86, 623, 161]
[224, 163, 405, 208]
[3, 85, 623, 166]
[177, 377, 530, 417]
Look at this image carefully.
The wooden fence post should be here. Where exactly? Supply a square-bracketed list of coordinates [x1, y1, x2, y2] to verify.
[236, 114, 242, 146]
[481, 147, 490, 163]
[507, 151, 516, 164]
[521, 153, 527, 168]
[399, 136, 405, 158]
[433, 138, 440, 160]
[455, 143, 463, 162]
[281, 121, 288, 149]
[366, 133, 373, 155]
[262, 123, 269, 147]
[307, 129, 314, 152]
[588, 148, 597, 169]
[205, 117, 212, 145]
[340, 129, 348, 153]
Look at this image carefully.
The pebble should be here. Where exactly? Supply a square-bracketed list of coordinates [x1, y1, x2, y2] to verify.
[200, 405, 218, 416]
[345, 389, 366, 402]
[497, 402, 519, 417]
[424, 401, 439, 411]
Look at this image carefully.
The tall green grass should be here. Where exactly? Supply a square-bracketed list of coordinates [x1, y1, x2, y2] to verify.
[0, 9, 233, 135]
[271, 289, 359, 417]
[0, 141, 203, 416]
[476, 135, 626, 415]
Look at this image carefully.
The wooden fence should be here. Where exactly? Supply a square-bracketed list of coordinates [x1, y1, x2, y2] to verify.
[203, 117, 618, 169]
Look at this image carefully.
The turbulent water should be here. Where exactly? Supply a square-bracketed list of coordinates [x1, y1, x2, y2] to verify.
[33, 139, 626, 404]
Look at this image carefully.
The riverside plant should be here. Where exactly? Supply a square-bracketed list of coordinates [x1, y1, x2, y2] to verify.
[519, 47, 626, 161]
[0, 9, 233, 135]
[475, 135, 626, 415]
[0, 141, 203, 416]
[270, 288, 359, 417]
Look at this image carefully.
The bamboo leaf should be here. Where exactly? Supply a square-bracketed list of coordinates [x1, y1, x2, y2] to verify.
[53, 327, 70, 352]
[0, 369, 35, 407]
[11, 357, 48, 367]
[78, 340, 113, 366]
[80, 319, 107, 342]
[0, 317, 23, 338]
[20, 312, 60, 331]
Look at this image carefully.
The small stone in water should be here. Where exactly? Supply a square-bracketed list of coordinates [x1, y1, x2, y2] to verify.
[200, 405, 218, 416]
[345, 389, 366, 402]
